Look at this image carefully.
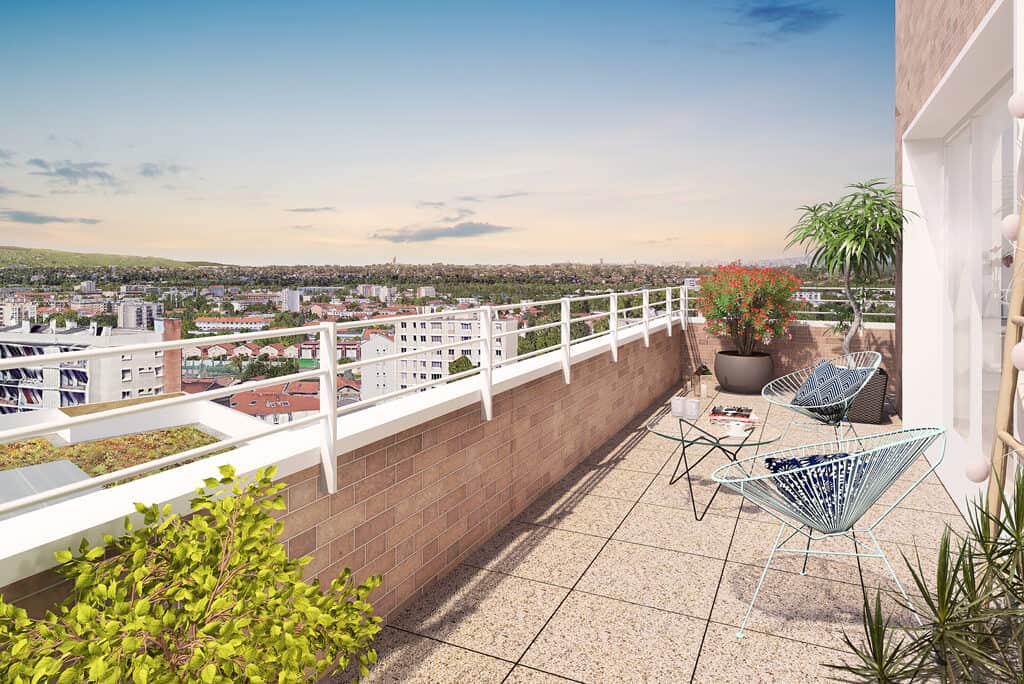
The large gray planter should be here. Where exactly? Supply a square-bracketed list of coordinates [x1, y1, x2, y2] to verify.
[714, 351, 774, 394]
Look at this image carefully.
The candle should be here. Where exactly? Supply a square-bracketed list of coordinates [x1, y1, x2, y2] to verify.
[671, 396, 686, 417]
[683, 398, 700, 420]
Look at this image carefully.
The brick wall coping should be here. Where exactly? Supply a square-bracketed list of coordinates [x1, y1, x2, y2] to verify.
[0, 314, 677, 588]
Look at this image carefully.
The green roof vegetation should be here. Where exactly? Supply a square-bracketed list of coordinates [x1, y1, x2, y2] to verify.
[0, 426, 220, 477]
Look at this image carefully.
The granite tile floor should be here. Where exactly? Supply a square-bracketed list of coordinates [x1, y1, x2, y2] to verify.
[349, 387, 962, 683]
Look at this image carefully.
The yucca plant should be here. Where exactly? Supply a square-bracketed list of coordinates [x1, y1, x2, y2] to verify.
[788, 180, 910, 355]
[833, 468, 1024, 682]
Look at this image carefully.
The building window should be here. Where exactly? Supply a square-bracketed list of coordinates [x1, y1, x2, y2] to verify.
[400, 322, 407, 328]
[448, 349, 455, 356]
[431, 361, 442, 368]
[461, 323, 471, 330]
[431, 373, 441, 380]
[121, 369, 132, 382]
[121, 390, 131, 399]
[121, 353, 132, 361]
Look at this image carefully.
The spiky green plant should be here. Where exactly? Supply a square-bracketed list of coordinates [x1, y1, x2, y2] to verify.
[788, 180, 911, 354]
[832, 468, 1024, 682]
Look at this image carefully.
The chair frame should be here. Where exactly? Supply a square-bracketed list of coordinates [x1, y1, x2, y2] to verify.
[761, 351, 883, 443]
[711, 427, 946, 638]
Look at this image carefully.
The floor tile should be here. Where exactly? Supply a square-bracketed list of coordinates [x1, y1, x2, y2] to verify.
[389, 565, 568, 661]
[613, 503, 737, 559]
[516, 488, 634, 538]
[504, 666, 581, 683]
[727, 516, 931, 596]
[710, 562, 918, 650]
[584, 440, 675, 474]
[641, 472, 743, 517]
[576, 539, 723, 618]
[463, 521, 606, 588]
[520, 591, 705, 683]
[693, 622, 848, 683]
[553, 463, 655, 502]
[355, 627, 511, 683]
[868, 505, 968, 547]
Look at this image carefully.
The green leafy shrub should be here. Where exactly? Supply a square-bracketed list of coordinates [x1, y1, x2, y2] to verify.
[0, 465, 381, 683]
[696, 264, 801, 355]
[832, 467, 1024, 682]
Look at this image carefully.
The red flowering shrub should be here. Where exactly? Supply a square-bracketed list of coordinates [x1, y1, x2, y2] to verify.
[696, 263, 800, 355]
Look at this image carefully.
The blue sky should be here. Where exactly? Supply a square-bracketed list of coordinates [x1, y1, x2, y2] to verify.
[0, 1, 894, 265]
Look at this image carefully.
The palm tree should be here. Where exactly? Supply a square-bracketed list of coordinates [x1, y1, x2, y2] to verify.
[788, 179, 910, 354]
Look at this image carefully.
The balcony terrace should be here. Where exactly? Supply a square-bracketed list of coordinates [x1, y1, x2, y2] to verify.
[0, 288, 951, 683]
[334, 391, 959, 683]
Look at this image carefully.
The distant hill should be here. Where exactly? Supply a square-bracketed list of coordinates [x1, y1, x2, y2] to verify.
[0, 246, 220, 269]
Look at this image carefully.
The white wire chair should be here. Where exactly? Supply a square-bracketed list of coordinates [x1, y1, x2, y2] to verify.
[711, 426, 946, 638]
[762, 351, 882, 442]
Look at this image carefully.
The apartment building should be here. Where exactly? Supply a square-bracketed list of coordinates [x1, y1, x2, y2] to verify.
[359, 314, 517, 400]
[0, 322, 170, 413]
[0, 302, 37, 327]
[193, 316, 273, 333]
[279, 288, 301, 313]
[358, 330, 396, 400]
[116, 299, 163, 329]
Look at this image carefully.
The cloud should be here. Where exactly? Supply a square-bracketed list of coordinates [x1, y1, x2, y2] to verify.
[417, 200, 446, 208]
[493, 191, 530, 200]
[290, 224, 314, 230]
[0, 185, 39, 198]
[0, 148, 13, 167]
[0, 209, 102, 224]
[455, 195, 481, 203]
[439, 207, 476, 223]
[138, 161, 185, 177]
[27, 158, 120, 188]
[370, 221, 513, 243]
[734, 2, 839, 38]
[286, 206, 335, 213]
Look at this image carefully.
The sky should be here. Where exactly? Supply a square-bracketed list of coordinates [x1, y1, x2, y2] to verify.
[0, 1, 895, 266]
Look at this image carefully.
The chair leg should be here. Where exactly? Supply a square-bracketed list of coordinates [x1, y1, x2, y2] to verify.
[800, 528, 812, 576]
[737, 523, 787, 638]
[865, 529, 922, 627]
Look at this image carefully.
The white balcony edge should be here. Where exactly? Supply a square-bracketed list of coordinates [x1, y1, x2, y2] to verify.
[0, 316, 678, 589]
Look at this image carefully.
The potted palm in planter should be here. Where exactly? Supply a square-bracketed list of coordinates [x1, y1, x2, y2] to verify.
[697, 264, 801, 394]
[788, 179, 910, 422]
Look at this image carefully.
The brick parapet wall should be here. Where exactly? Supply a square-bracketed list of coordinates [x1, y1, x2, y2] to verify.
[2, 327, 685, 620]
[273, 328, 684, 619]
[680, 322, 899, 405]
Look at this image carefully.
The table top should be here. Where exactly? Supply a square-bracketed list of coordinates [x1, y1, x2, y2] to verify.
[645, 405, 782, 448]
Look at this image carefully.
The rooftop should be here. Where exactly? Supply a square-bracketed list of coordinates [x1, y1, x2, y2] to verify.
[342, 389, 958, 683]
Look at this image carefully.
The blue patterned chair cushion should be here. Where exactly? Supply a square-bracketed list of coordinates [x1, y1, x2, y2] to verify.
[765, 452, 868, 532]
[792, 360, 874, 418]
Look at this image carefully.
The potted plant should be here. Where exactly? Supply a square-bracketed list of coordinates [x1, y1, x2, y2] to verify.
[788, 179, 910, 421]
[697, 263, 801, 393]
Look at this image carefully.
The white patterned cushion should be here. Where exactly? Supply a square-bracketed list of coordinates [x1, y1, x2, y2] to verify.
[793, 360, 872, 409]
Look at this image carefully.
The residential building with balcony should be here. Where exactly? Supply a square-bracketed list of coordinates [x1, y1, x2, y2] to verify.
[193, 316, 274, 333]
[0, 323, 170, 413]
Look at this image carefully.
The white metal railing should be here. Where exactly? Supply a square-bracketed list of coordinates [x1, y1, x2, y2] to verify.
[0, 286, 690, 517]
[679, 286, 896, 321]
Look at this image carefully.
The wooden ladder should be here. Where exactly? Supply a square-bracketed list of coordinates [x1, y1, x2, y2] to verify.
[991, 211, 1024, 532]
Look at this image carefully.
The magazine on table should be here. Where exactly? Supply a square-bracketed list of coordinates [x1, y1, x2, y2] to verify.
[709, 405, 759, 425]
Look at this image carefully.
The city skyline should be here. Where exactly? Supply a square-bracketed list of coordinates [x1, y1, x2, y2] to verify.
[0, 1, 894, 265]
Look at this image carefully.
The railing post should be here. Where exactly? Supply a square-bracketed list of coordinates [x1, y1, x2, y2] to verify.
[681, 285, 688, 330]
[560, 297, 571, 384]
[664, 286, 672, 336]
[609, 292, 619, 362]
[642, 288, 650, 348]
[479, 306, 494, 420]
[318, 322, 338, 494]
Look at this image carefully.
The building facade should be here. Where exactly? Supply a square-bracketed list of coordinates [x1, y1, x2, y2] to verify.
[116, 299, 163, 329]
[0, 323, 171, 413]
[897, 0, 1017, 511]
